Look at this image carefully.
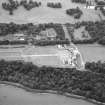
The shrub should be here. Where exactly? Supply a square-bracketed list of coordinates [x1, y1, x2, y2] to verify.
[47, 2, 62, 8]
[66, 7, 83, 19]
[71, 0, 86, 4]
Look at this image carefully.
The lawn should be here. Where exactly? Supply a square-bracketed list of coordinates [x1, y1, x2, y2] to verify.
[77, 44, 105, 63]
[0, 45, 84, 69]
[0, 0, 104, 24]
[73, 26, 91, 40]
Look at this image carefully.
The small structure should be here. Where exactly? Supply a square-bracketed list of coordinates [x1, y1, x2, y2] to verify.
[4, 33, 26, 41]
[39, 28, 57, 40]
[14, 33, 25, 41]
[46, 28, 57, 40]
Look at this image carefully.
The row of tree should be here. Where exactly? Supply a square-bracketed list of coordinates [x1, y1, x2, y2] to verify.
[2, 0, 41, 15]
[47, 2, 62, 8]
[34, 39, 70, 46]
[0, 60, 105, 103]
[20, 0, 41, 11]
[0, 40, 28, 45]
[66, 7, 83, 19]
[0, 22, 66, 40]
[71, 0, 86, 4]
[2, 0, 19, 15]
[0, 39, 70, 46]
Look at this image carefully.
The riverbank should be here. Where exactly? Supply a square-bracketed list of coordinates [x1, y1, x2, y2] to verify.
[0, 60, 105, 104]
[0, 81, 104, 105]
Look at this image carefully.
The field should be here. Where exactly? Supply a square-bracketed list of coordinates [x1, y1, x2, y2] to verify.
[77, 44, 105, 63]
[0, 0, 104, 24]
[73, 26, 91, 40]
[0, 45, 84, 69]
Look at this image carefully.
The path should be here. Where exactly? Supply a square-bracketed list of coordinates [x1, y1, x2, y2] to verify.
[62, 24, 71, 42]
[62, 24, 85, 70]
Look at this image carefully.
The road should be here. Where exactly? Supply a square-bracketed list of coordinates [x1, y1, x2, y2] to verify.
[62, 24, 85, 70]
[62, 24, 71, 42]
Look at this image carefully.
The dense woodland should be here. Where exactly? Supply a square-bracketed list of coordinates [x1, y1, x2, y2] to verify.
[0, 22, 68, 45]
[0, 60, 105, 103]
[67, 21, 105, 45]
[85, 61, 105, 74]
[1, 21, 105, 45]
[0, 22, 65, 40]
[66, 7, 83, 19]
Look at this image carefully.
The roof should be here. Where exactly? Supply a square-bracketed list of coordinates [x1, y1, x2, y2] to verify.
[14, 33, 25, 37]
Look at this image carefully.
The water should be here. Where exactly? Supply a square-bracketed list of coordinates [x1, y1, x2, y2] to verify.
[0, 84, 95, 105]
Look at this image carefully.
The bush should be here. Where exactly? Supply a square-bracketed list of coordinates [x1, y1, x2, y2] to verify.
[71, 0, 86, 3]
[66, 7, 83, 19]
[47, 2, 62, 8]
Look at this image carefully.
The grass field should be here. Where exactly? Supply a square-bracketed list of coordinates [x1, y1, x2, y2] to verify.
[73, 26, 91, 40]
[77, 44, 105, 63]
[0, 45, 84, 69]
[0, 0, 104, 24]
